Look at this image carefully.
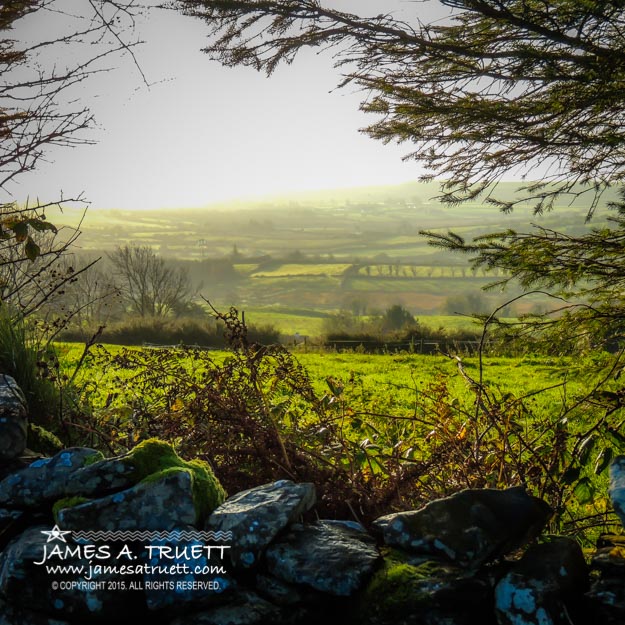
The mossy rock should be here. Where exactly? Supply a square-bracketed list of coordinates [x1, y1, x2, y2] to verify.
[27, 423, 63, 456]
[52, 496, 90, 523]
[356, 549, 485, 625]
[121, 438, 226, 523]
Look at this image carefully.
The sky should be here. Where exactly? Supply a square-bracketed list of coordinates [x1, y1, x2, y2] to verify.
[9, 0, 449, 210]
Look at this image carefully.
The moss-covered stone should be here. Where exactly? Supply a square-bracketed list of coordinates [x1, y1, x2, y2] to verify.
[123, 438, 226, 522]
[357, 549, 490, 625]
[26, 423, 63, 456]
[82, 451, 105, 467]
[361, 550, 445, 617]
[52, 496, 90, 523]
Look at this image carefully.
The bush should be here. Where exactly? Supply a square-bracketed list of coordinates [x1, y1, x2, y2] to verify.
[73, 309, 423, 522]
[58, 316, 280, 347]
[0, 307, 60, 425]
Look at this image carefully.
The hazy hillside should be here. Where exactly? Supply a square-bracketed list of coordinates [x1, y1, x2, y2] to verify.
[52, 180, 616, 321]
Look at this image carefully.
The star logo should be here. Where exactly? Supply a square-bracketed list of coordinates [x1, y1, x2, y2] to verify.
[40, 525, 72, 543]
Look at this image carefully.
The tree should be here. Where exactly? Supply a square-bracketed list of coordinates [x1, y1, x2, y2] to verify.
[381, 304, 416, 332]
[108, 245, 194, 318]
[42, 254, 123, 329]
[176, 0, 625, 350]
[178, 0, 625, 213]
[0, 2, 143, 312]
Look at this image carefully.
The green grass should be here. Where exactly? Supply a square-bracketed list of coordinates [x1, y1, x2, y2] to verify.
[57, 342, 575, 421]
[56, 341, 624, 542]
[241, 307, 328, 336]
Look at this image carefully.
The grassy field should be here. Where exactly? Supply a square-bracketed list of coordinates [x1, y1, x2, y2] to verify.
[58, 342, 577, 420]
[217, 307, 487, 338]
[55, 341, 621, 540]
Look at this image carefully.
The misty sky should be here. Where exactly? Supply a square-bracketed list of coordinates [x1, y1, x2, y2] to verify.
[10, 1, 450, 210]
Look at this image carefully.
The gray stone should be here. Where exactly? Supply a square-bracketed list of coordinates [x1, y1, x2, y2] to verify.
[587, 534, 625, 624]
[0, 447, 104, 508]
[494, 537, 587, 625]
[373, 486, 551, 568]
[265, 521, 379, 596]
[56, 456, 136, 498]
[169, 590, 284, 625]
[206, 480, 315, 569]
[255, 573, 320, 606]
[57, 469, 198, 531]
[0, 526, 145, 621]
[0, 508, 24, 551]
[0, 375, 28, 463]
[0, 597, 71, 625]
[609, 456, 625, 528]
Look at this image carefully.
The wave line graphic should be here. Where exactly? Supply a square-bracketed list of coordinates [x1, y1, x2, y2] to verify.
[71, 530, 232, 542]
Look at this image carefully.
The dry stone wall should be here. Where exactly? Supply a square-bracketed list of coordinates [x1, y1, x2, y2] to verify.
[0, 379, 624, 625]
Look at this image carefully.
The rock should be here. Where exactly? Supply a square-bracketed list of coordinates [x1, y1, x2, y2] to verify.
[609, 456, 625, 528]
[0, 447, 104, 508]
[255, 573, 321, 607]
[57, 469, 199, 531]
[206, 480, 315, 569]
[265, 521, 379, 596]
[373, 486, 551, 568]
[53, 456, 135, 500]
[0, 596, 71, 625]
[0, 508, 24, 551]
[494, 537, 587, 625]
[591, 534, 625, 574]
[0, 439, 226, 523]
[0, 375, 28, 463]
[357, 549, 494, 625]
[168, 590, 297, 625]
[587, 535, 625, 624]
[142, 531, 236, 612]
[117, 438, 226, 522]
[0, 526, 146, 621]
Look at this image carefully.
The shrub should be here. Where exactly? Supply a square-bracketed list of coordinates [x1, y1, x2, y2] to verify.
[58, 316, 280, 347]
[0, 307, 60, 425]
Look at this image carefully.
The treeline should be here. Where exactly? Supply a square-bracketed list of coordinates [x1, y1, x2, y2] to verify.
[322, 304, 482, 353]
[60, 316, 280, 348]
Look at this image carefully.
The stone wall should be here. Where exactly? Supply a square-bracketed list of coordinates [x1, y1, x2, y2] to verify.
[1, 376, 624, 625]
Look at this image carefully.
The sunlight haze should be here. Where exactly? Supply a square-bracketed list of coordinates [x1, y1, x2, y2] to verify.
[11, 1, 444, 210]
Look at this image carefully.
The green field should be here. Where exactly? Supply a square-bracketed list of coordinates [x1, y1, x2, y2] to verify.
[54, 341, 621, 539]
[216, 307, 487, 338]
[252, 263, 352, 277]
[57, 342, 579, 420]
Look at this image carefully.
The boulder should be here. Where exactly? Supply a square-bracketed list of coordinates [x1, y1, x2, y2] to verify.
[0, 439, 225, 523]
[0, 526, 146, 621]
[116, 438, 226, 522]
[265, 521, 379, 596]
[57, 469, 199, 531]
[0, 375, 28, 464]
[168, 590, 298, 625]
[373, 487, 551, 568]
[0, 508, 24, 551]
[357, 549, 494, 625]
[0, 448, 104, 509]
[494, 537, 588, 625]
[206, 480, 315, 569]
[142, 532, 236, 612]
[587, 534, 625, 624]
